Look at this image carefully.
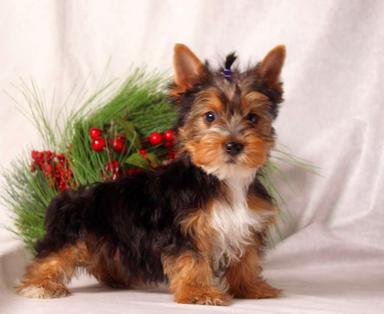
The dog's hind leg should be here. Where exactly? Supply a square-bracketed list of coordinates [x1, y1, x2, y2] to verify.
[16, 241, 89, 298]
[86, 241, 131, 289]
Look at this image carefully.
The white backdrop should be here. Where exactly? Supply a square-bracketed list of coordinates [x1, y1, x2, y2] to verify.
[1, 1, 384, 313]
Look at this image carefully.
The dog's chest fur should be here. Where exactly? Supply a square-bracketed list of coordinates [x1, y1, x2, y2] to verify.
[209, 175, 271, 272]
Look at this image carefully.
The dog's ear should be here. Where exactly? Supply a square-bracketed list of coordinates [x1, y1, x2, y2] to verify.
[173, 44, 206, 91]
[257, 45, 285, 87]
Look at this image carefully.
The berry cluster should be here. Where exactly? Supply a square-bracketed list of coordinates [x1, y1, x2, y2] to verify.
[29, 128, 178, 188]
[88, 127, 128, 180]
[147, 129, 176, 160]
[31, 150, 73, 191]
[89, 128, 126, 153]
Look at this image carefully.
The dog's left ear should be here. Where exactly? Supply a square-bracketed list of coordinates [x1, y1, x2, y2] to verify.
[173, 43, 206, 92]
[257, 45, 286, 88]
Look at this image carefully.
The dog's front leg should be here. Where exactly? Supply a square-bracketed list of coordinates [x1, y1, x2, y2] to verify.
[225, 245, 281, 299]
[163, 251, 232, 306]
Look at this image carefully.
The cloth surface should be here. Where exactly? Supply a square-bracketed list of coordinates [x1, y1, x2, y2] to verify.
[1, 0, 384, 313]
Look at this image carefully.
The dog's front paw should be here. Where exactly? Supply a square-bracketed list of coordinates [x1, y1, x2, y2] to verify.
[176, 287, 232, 306]
[16, 282, 70, 299]
[234, 280, 282, 299]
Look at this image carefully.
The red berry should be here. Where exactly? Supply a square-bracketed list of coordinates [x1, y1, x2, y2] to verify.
[127, 169, 142, 175]
[167, 151, 176, 160]
[164, 130, 174, 141]
[44, 151, 53, 160]
[91, 137, 105, 152]
[59, 181, 68, 191]
[106, 161, 120, 180]
[163, 140, 174, 148]
[139, 149, 147, 156]
[89, 128, 102, 139]
[148, 132, 163, 145]
[60, 168, 68, 177]
[43, 163, 53, 176]
[106, 160, 119, 172]
[112, 137, 125, 153]
[31, 150, 39, 160]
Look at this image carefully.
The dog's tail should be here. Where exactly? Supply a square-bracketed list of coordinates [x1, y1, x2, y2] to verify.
[34, 187, 93, 257]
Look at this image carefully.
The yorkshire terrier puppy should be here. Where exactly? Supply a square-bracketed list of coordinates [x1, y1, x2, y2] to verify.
[17, 43, 286, 305]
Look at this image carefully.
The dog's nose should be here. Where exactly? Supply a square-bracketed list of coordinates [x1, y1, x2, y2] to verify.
[224, 142, 244, 156]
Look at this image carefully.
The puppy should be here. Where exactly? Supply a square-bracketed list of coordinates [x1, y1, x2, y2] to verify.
[17, 43, 285, 305]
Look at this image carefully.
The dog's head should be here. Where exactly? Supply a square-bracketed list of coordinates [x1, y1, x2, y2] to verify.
[170, 44, 285, 180]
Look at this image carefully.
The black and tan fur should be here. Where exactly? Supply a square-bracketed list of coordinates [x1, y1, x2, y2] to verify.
[17, 43, 286, 305]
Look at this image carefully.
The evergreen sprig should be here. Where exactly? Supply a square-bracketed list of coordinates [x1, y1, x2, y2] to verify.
[1, 70, 316, 251]
[2, 70, 177, 251]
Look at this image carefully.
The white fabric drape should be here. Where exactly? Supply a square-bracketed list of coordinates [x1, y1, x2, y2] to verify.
[1, 1, 384, 313]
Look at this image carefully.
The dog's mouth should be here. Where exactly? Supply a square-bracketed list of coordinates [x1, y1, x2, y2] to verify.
[223, 150, 267, 170]
[226, 157, 237, 164]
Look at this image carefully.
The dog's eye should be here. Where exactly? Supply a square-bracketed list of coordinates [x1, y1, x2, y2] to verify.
[247, 113, 258, 123]
[205, 111, 216, 123]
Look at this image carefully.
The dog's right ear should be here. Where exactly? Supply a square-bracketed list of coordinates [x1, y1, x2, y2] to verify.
[173, 44, 206, 92]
